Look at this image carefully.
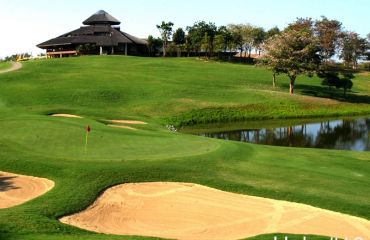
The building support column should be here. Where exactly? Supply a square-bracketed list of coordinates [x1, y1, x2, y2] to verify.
[100, 46, 103, 55]
[125, 43, 128, 56]
[111, 46, 114, 55]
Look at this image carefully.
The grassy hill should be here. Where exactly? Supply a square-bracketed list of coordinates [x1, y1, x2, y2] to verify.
[0, 62, 12, 71]
[0, 56, 369, 240]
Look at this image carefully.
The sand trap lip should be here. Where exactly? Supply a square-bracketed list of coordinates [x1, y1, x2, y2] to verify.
[51, 114, 83, 119]
[59, 182, 370, 240]
[0, 171, 54, 209]
[107, 120, 147, 125]
[107, 124, 137, 130]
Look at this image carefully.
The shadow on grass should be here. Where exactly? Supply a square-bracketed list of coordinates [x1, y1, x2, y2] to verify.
[0, 175, 19, 192]
[296, 84, 370, 104]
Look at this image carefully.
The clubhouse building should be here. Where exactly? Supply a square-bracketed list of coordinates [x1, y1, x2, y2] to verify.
[37, 10, 147, 58]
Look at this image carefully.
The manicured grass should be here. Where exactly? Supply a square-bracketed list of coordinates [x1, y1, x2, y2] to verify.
[0, 61, 12, 71]
[0, 56, 369, 240]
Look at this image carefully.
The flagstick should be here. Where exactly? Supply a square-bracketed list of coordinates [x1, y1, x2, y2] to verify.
[85, 131, 89, 152]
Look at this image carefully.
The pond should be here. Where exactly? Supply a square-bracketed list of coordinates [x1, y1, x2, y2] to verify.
[191, 117, 370, 151]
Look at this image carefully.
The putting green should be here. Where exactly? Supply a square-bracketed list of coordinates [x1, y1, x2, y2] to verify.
[0, 116, 219, 162]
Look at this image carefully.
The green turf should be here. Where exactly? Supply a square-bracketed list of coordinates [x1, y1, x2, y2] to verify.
[0, 61, 12, 71]
[0, 56, 369, 240]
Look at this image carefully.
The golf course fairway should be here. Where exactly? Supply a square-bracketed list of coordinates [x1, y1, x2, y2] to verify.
[0, 56, 369, 240]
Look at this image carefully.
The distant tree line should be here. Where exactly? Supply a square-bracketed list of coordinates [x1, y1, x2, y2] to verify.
[151, 18, 369, 66]
[1, 53, 32, 62]
[151, 17, 369, 96]
[149, 21, 282, 60]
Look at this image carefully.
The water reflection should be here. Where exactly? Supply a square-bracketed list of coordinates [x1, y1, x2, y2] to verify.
[199, 118, 370, 151]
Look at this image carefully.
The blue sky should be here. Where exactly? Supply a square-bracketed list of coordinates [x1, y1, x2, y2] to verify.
[0, 0, 369, 58]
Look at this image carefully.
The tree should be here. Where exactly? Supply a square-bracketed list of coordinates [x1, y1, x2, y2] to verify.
[173, 28, 186, 57]
[201, 33, 212, 59]
[214, 26, 233, 58]
[266, 27, 280, 40]
[228, 24, 243, 54]
[251, 27, 266, 55]
[147, 35, 155, 56]
[262, 25, 321, 94]
[366, 33, 370, 63]
[287, 18, 314, 33]
[147, 35, 163, 56]
[319, 71, 354, 97]
[339, 32, 368, 69]
[263, 27, 281, 87]
[156, 21, 174, 57]
[314, 16, 342, 62]
[241, 24, 254, 57]
[187, 21, 217, 58]
[258, 53, 283, 88]
[147, 35, 160, 56]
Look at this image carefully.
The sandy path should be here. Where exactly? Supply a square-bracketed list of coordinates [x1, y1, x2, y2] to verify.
[0, 171, 54, 208]
[51, 114, 83, 118]
[107, 120, 147, 125]
[0, 62, 22, 74]
[108, 124, 137, 130]
[60, 182, 370, 240]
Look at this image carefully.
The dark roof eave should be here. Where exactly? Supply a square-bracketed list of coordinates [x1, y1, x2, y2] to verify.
[37, 43, 73, 48]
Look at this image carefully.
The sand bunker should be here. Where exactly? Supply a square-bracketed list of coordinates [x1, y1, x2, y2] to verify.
[106, 119, 147, 130]
[0, 171, 54, 208]
[51, 114, 83, 118]
[107, 120, 147, 125]
[107, 124, 136, 130]
[60, 182, 370, 240]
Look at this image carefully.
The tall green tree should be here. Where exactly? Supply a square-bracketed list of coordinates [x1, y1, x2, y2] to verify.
[147, 35, 155, 56]
[339, 32, 368, 69]
[228, 24, 243, 54]
[201, 33, 212, 59]
[262, 24, 321, 94]
[156, 21, 174, 57]
[173, 28, 186, 57]
[241, 24, 254, 57]
[251, 27, 266, 55]
[187, 21, 217, 58]
[214, 26, 233, 55]
[366, 33, 370, 63]
[263, 27, 281, 87]
[147, 35, 163, 56]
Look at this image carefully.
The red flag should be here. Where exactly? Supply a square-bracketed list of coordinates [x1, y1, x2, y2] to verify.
[86, 125, 91, 133]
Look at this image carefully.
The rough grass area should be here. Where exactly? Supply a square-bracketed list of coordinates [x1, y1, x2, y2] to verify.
[0, 56, 369, 240]
[0, 61, 12, 71]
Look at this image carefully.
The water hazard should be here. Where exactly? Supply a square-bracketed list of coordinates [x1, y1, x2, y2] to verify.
[197, 117, 370, 151]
